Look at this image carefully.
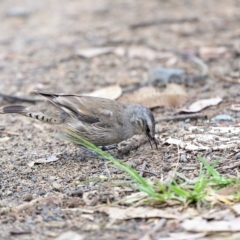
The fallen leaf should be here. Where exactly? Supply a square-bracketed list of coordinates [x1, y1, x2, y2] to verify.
[34, 155, 59, 163]
[12, 197, 61, 212]
[83, 85, 122, 100]
[76, 47, 114, 58]
[162, 84, 187, 108]
[98, 206, 180, 220]
[232, 203, 240, 215]
[199, 47, 227, 60]
[181, 217, 240, 232]
[54, 231, 85, 240]
[0, 137, 10, 142]
[166, 232, 206, 240]
[179, 97, 222, 113]
[27, 161, 35, 168]
[201, 209, 234, 221]
[230, 104, 240, 112]
[217, 186, 239, 196]
[119, 192, 148, 205]
[28, 153, 63, 167]
[127, 46, 157, 61]
[118, 84, 187, 108]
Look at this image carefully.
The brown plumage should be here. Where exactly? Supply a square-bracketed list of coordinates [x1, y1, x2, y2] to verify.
[0, 91, 157, 147]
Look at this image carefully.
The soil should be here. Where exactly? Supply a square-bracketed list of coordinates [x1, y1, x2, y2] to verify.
[0, 0, 240, 239]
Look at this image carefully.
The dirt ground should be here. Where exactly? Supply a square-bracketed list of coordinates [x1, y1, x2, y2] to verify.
[1, 0, 240, 239]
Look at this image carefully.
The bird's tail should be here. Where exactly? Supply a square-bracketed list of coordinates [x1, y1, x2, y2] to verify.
[0, 105, 27, 114]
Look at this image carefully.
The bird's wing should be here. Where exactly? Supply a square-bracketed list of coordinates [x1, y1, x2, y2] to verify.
[37, 92, 115, 125]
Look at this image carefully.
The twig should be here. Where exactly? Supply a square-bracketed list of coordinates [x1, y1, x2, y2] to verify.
[0, 93, 42, 104]
[0, 130, 20, 136]
[130, 17, 198, 29]
[220, 162, 240, 170]
[210, 72, 240, 84]
[141, 170, 159, 177]
[12, 197, 60, 212]
[156, 113, 207, 123]
[139, 160, 147, 177]
[118, 136, 148, 155]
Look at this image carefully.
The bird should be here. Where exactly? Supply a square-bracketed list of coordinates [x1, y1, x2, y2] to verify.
[0, 92, 158, 148]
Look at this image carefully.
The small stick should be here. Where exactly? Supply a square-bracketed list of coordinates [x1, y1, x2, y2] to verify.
[139, 160, 147, 177]
[130, 17, 198, 29]
[12, 197, 60, 212]
[0, 130, 20, 136]
[118, 136, 148, 155]
[141, 170, 159, 177]
[156, 113, 207, 123]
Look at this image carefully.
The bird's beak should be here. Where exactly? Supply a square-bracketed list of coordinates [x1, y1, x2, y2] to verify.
[152, 137, 158, 149]
[146, 134, 158, 149]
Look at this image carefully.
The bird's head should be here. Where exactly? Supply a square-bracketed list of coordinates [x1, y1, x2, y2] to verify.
[131, 105, 158, 149]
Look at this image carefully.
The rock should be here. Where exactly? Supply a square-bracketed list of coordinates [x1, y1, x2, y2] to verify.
[235, 152, 240, 160]
[22, 194, 33, 202]
[211, 114, 233, 122]
[149, 67, 186, 87]
[52, 182, 62, 191]
[5, 7, 31, 18]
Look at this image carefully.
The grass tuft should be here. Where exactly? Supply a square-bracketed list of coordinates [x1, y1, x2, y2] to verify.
[65, 130, 240, 205]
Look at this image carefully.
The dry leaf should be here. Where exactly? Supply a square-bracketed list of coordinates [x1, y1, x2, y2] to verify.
[127, 46, 157, 61]
[76, 47, 114, 58]
[54, 231, 85, 240]
[98, 206, 180, 220]
[83, 85, 122, 100]
[118, 84, 187, 108]
[199, 47, 227, 60]
[0, 137, 10, 142]
[230, 104, 240, 112]
[179, 97, 222, 113]
[217, 186, 239, 196]
[181, 218, 240, 232]
[28, 153, 62, 167]
[166, 233, 206, 240]
[120, 192, 148, 204]
[232, 203, 240, 215]
[34, 155, 59, 163]
[162, 84, 187, 108]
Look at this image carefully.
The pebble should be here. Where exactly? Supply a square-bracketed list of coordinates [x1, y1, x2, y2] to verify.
[126, 161, 137, 168]
[49, 176, 56, 181]
[37, 190, 46, 196]
[162, 164, 171, 172]
[211, 114, 233, 122]
[5, 7, 31, 18]
[52, 182, 62, 190]
[180, 153, 187, 162]
[235, 152, 240, 160]
[149, 67, 186, 87]
[70, 189, 83, 197]
[22, 194, 33, 202]
[6, 190, 13, 196]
